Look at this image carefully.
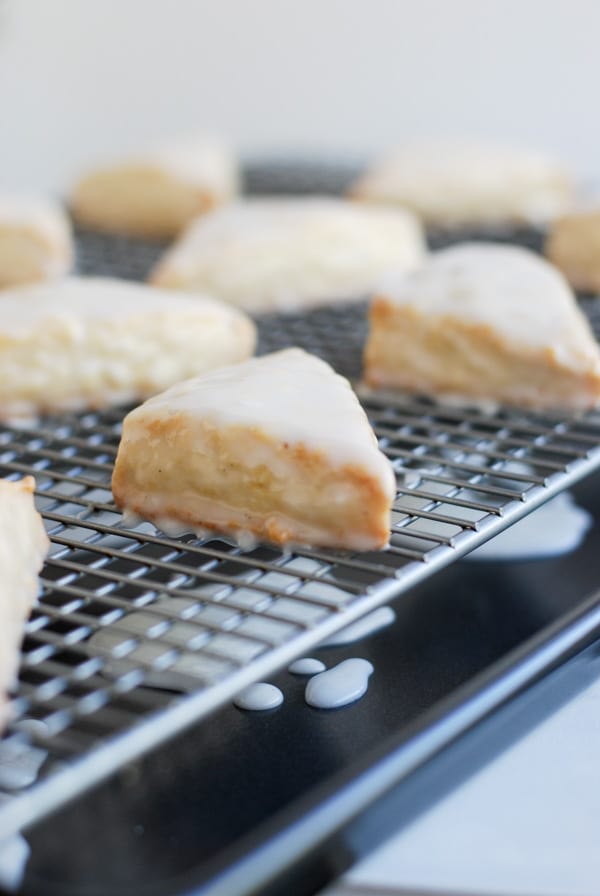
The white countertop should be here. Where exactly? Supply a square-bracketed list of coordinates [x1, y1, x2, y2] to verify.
[325, 653, 600, 896]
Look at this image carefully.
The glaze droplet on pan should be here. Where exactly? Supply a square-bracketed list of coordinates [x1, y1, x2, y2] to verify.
[305, 659, 374, 709]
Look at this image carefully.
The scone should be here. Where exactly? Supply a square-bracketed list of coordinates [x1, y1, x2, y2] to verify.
[0, 477, 49, 720]
[70, 136, 238, 239]
[150, 197, 426, 312]
[112, 348, 396, 551]
[0, 277, 256, 421]
[0, 197, 73, 288]
[545, 208, 600, 293]
[351, 140, 576, 227]
[364, 243, 600, 411]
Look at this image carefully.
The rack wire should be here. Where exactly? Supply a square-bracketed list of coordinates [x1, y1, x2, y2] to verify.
[0, 197, 599, 840]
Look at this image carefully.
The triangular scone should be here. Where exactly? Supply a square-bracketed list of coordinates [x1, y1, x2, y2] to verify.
[112, 349, 396, 551]
[150, 197, 425, 312]
[364, 243, 600, 411]
[0, 477, 48, 722]
[70, 135, 238, 239]
[0, 277, 256, 421]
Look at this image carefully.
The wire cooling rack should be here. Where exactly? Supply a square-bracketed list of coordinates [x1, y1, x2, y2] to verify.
[0, 180, 600, 838]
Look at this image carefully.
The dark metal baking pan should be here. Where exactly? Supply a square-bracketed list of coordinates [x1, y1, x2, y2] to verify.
[18, 465, 600, 896]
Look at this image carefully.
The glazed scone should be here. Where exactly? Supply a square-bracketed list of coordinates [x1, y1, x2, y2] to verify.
[0, 477, 49, 720]
[545, 208, 600, 293]
[364, 243, 600, 411]
[351, 140, 576, 227]
[150, 197, 426, 312]
[0, 277, 256, 421]
[0, 197, 73, 288]
[112, 348, 396, 551]
[70, 136, 238, 239]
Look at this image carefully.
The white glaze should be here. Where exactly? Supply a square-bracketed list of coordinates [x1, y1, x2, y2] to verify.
[0, 738, 47, 791]
[0, 478, 48, 707]
[0, 195, 71, 252]
[305, 658, 374, 709]
[377, 244, 600, 372]
[353, 139, 574, 224]
[318, 607, 396, 647]
[152, 197, 425, 312]
[234, 683, 284, 711]
[234, 530, 259, 552]
[139, 511, 240, 549]
[0, 826, 30, 893]
[467, 491, 592, 561]
[149, 515, 256, 551]
[0, 276, 244, 333]
[288, 658, 326, 675]
[130, 348, 396, 490]
[121, 509, 143, 529]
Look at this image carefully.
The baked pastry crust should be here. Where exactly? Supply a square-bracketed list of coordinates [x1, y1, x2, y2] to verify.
[70, 136, 238, 239]
[0, 477, 48, 719]
[150, 197, 425, 312]
[364, 243, 600, 411]
[0, 277, 256, 421]
[0, 197, 73, 288]
[112, 348, 396, 551]
[351, 140, 576, 227]
[545, 208, 600, 292]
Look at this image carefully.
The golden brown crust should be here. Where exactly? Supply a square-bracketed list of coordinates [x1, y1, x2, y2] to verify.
[545, 211, 600, 293]
[149, 257, 180, 288]
[364, 296, 600, 411]
[71, 186, 217, 241]
[112, 416, 391, 550]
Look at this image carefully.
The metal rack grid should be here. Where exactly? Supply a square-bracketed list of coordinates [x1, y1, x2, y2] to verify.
[0, 213, 599, 839]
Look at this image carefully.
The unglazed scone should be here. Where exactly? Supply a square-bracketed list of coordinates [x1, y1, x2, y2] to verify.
[112, 348, 396, 551]
[0, 277, 256, 421]
[364, 243, 600, 411]
[545, 208, 600, 293]
[0, 197, 73, 288]
[351, 140, 576, 227]
[70, 136, 238, 239]
[150, 197, 426, 312]
[0, 477, 49, 720]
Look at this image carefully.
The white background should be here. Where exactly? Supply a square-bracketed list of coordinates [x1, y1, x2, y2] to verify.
[0, 0, 598, 192]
